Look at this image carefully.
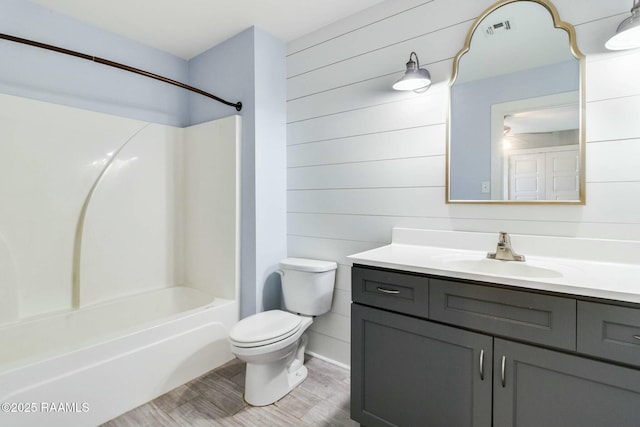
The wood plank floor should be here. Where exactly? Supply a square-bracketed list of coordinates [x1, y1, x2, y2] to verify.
[101, 356, 358, 427]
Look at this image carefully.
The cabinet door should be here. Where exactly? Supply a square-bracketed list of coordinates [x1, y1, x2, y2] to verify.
[351, 304, 492, 427]
[494, 338, 640, 427]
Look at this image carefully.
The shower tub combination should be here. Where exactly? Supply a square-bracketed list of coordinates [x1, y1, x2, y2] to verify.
[0, 288, 238, 427]
[0, 95, 241, 427]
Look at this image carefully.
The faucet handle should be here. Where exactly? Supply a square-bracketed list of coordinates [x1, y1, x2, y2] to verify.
[498, 231, 509, 244]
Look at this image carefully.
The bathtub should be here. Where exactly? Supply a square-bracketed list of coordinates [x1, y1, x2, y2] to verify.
[0, 286, 238, 427]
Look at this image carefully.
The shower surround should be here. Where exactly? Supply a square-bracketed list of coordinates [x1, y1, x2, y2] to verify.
[0, 93, 241, 426]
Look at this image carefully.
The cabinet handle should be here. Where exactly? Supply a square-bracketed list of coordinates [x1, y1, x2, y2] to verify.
[376, 287, 400, 295]
[501, 356, 506, 387]
[633, 335, 640, 341]
[479, 350, 485, 381]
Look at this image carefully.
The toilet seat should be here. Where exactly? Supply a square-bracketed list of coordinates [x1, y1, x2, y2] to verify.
[229, 310, 302, 348]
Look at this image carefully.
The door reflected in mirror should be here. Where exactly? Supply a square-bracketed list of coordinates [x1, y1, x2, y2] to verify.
[447, 0, 585, 204]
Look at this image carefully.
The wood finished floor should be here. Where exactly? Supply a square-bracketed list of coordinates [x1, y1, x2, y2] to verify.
[101, 356, 358, 427]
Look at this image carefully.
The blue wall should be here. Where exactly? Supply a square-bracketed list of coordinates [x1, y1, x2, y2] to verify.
[0, 0, 190, 126]
[253, 28, 287, 315]
[189, 28, 258, 318]
[189, 27, 287, 318]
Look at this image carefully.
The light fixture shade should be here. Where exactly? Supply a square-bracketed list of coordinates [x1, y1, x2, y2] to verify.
[606, 0, 640, 50]
[392, 52, 432, 93]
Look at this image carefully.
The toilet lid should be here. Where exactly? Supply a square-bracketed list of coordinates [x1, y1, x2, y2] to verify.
[229, 310, 302, 348]
[280, 257, 337, 272]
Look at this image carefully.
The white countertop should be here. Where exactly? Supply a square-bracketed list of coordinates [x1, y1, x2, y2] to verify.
[347, 229, 640, 304]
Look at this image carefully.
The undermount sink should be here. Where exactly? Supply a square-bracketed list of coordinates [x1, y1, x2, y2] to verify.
[439, 257, 564, 278]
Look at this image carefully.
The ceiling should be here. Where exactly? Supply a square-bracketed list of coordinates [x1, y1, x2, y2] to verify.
[31, 0, 386, 59]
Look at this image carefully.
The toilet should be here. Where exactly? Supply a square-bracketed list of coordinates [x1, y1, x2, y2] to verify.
[229, 257, 337, 406]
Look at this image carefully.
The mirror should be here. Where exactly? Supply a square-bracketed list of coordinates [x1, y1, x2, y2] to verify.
[447, 0, 585, 203]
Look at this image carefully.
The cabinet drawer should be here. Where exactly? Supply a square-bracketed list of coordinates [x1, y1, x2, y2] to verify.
[578, 301, 640, 367]
[352, 266, 428, 318]
[430, 279, 576, 350]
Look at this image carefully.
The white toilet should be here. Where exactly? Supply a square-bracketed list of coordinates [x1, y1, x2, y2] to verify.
[229, 257, 337, 406]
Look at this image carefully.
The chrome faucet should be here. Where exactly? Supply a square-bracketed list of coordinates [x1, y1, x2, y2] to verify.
[487, 231, 525, 262]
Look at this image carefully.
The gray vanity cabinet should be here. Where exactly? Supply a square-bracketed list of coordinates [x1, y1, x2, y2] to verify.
[351, 265, 640, 427]
[493, 338, 640, 427]
[351, 266, 492, 427]
[351, 303, 492, 427]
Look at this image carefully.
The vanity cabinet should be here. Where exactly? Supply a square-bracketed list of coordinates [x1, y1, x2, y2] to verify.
[493, 338, 640, 427]
[351, 303, 492, 427]
[351, 265, 640, 427]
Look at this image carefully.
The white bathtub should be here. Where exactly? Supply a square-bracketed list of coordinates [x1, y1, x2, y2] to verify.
[0, 286, 238, 427]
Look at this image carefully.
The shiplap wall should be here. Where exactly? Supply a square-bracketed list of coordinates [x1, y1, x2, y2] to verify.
[286, 0, 640, 366]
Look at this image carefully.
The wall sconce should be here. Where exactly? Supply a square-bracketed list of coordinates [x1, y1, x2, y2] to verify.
[392, 51, 431, 93]
[606, 0, 640, 50]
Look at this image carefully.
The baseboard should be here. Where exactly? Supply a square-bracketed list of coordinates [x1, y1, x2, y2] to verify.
[305, 350, 350, 371]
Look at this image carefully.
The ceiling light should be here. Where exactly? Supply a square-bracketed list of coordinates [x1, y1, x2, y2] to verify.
[392, 52, 431, 93]
[606, 0, 640, 50]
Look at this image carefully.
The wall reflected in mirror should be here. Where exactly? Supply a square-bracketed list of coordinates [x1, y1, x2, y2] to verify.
[447, 0, 585, 203]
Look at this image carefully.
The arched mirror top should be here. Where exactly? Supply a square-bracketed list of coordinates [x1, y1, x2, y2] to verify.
[452, 0, 584, 85]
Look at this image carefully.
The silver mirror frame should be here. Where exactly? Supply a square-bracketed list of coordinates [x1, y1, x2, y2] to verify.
[446, 0, 586, 205]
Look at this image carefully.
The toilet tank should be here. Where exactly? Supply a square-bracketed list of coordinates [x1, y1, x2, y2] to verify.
[279, 258, 337, 316]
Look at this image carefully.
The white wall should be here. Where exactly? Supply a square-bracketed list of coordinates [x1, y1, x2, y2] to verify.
[286, 0, 640, 366]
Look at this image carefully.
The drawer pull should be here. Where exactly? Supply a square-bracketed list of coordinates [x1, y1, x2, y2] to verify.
[501, 356, 506, 387]
[634, 335, 640, 341]
[376, 287, 400, 295]
[479, 350, 485, 381]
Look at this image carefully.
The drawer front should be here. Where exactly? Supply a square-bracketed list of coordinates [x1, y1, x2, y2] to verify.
[430, 279, 576, 350]
[578, 301, 640, 367]
[352, 266, 429, 318]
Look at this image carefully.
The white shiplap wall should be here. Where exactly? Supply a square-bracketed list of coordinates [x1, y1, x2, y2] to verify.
[286, 0, 640, 366]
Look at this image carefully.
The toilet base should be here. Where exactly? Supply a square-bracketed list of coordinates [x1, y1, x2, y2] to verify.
[243, 335, 309, 406]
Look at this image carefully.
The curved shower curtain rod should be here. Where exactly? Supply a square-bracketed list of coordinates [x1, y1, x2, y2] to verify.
[0, 33, 243, 112]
